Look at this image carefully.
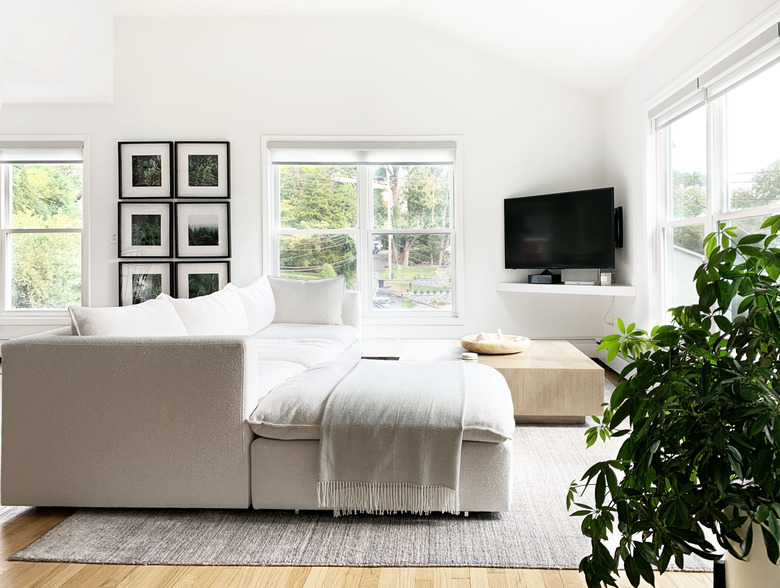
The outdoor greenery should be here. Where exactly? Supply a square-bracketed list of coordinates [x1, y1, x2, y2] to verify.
[672, 159, 780, 253]
[9, 164, 82, 309]
[569, 218, 780, 587]
[278, 164, 453, 307]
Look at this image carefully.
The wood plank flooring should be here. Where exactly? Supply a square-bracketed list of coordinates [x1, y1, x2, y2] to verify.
[0, 505, 712, 588]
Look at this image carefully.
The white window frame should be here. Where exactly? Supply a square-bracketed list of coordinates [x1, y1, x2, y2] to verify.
[0, 135, 90, 319]
[649, 21, 780, 322]
[261, 136, 465, 325]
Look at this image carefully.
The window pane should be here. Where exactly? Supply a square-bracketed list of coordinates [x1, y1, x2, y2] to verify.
[279, 165, 357, 229]
[371, 233, 451, 311]
[726, 63, 780, 210]
[669, 108, 707, 219]
[667, 225, 704, 309]
[278, 233, 356, 288]
[725, 214, 771, 237]
[10, 164, 83, 229]
[373, 165, 452, 229]
[9, 232, 81, 309]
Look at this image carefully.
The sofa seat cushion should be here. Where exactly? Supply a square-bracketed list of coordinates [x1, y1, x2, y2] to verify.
[257, 360, 307, 397]
[255, 323, 359, 349]
[255, 339, 347, 369]
[247, 360, 515, 443]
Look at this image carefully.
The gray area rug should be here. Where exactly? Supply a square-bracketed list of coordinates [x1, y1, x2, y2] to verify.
[9, 381, 710, 570]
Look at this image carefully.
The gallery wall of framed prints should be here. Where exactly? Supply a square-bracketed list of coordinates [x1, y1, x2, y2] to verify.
[117, 141, 232, 305]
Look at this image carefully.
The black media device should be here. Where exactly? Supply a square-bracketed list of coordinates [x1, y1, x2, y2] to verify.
[504, 187, 617, 273]
[528, 269, 561, 284]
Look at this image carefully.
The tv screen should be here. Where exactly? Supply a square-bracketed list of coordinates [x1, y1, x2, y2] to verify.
[504, 187, 615, 270]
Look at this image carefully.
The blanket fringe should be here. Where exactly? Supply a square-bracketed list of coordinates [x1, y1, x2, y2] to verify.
[317, 481, 460, 517]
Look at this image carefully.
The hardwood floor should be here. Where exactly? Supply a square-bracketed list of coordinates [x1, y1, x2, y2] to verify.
[0, 506, 711, 588]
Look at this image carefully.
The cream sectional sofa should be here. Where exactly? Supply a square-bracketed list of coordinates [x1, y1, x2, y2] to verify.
[1, 276, 360, 509]
[2, 276, 514, 512]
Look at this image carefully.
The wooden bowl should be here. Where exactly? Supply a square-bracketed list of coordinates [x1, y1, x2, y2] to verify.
[460, 334, 531, 355]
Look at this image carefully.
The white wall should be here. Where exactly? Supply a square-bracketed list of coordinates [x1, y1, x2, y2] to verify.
[0, 16, 608, 344]
[0, 0, 114, 104]
[603, 0, 780, 346]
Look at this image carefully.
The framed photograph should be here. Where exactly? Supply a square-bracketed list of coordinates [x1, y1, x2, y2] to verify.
[119, 262, 173, 306]
[175, 261, 231, 299]
[118, 202, 173, 258]
[175, 202, 230, 258]
[118, 141, 174, 198]
[175, 141, 230, 198]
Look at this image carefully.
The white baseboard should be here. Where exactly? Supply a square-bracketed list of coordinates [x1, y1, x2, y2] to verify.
[596, 349, 631, 375]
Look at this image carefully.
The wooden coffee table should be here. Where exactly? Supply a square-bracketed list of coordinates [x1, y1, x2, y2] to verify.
[399, 339, 604, 424]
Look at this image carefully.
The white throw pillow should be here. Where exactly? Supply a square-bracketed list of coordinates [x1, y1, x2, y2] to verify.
[160, 284, 249, 336]
[268, 276, 344, 325]
[69, 298, 188, 337]
[238, 276, 276, 334]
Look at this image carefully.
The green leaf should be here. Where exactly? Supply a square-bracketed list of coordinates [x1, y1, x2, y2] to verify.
[769, 512, 780, 542]
[595, 474, 606, 507]
[741, 521, 754, 557]
[762, 525, 780, 564]
[738, 233, 766, 246]
[624, 556, 640, 587]
[617, 317, 625, 333]
[714, 315, 732, 333]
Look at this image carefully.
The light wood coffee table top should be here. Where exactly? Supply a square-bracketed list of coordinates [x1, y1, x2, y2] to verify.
[398, 339, 598, 370]
[399, 339, 604, 423]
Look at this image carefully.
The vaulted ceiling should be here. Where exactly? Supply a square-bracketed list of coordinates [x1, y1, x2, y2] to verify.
[1, 0, 708, 105]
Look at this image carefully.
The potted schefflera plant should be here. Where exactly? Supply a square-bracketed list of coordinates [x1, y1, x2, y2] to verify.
[568, 219, 780, 588]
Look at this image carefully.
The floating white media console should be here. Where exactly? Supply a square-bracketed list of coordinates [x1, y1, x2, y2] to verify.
[496, 282, 637, 297]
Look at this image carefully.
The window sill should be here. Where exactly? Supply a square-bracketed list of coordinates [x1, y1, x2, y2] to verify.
[361, 315, 464, 327]
[0, 313, 70, 327]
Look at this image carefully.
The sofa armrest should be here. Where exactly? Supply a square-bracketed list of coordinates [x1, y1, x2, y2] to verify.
[1, 331, 258, 508]
[342, 290, 360, 331]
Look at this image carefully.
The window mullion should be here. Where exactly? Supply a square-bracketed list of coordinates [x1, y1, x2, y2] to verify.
[708, 97, 726, 228]
[357, 165, 372, 316]
[270, 165, 280, 276]
[0, 166, 7, 311]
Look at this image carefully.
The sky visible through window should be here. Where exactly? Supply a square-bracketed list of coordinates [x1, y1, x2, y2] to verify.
[671, 63, 780, 197]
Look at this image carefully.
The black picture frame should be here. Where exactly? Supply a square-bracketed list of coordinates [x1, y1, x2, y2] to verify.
[174, 201, 231, 258]
[118, 201, 173, 258]
[174, 141, 230, 198]
[118, 141, 174, 198]
[118, 262, 173, 306]
[174, 261, 231, 299]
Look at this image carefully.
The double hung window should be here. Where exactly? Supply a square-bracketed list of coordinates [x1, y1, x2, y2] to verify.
[652, 24, 780, 316]
[264, 139, 461, 321]
[0, 141, 85, 312]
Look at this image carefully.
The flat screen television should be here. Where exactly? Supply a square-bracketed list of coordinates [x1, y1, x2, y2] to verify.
[504, 187, 616, 270]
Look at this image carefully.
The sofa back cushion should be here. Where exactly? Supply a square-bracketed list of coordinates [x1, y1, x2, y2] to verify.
[69, 298, 188, 336]
[238, 276, 276, 334]
[268, 276, 344, 325]
[160, 284, 249, 335]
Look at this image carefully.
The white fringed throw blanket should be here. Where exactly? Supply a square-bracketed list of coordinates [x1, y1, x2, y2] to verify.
[317, 360, 466, 516]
